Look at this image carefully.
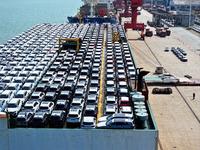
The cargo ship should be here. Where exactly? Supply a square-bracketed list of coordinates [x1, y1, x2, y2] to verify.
[0, 1, 158, 150]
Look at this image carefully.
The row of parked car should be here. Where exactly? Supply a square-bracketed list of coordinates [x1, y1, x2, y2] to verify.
[95, 25, 135, 129]
[0, 23, 80, 116]
[171, 47, 188, 62]
[0, 23, 83, 117]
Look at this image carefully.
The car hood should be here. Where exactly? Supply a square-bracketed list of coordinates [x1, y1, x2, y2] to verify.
[8, 108, 18, 113]
[98, 116, 107, 122]
[97, 122, 107, 128]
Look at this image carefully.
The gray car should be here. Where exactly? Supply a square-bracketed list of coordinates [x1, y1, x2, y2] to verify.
[97, 118, 134, 129]
[98, 113, 133, 123]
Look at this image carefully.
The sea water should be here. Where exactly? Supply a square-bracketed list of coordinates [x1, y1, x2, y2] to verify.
[0, 0, 82, 44]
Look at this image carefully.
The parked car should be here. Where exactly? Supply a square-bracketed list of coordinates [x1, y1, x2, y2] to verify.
[55, 100, 70, 111]
[118, 88, 129, 97]
[49, 110, 66, 128]
[63, 82, 75, 92]
[66, 106, 83, 127]
[31, 112, 49, 128]
[106, 87, 116, 96]
[35, 83, 49, 93]
[74, 88, 86, 99]
[23, 100, 40, 114]
[105, 96, 117, 105]
[0, 90, 15, 101]
[81, 116, 96, 129]
[0, 83, 7, 92]
[38, 101, 54, 116]
[59, 91, 72, 101]
[0, 100, 7, 112]
[7, 99, 22, 118]
[104, 104, 118, 116]
[70, 98, 85, 109]
[48, 84, 62, 93]
[6, 83, 21, 95]
[164, 47, 169, 52]
[15, 90, 30, 104]
[53, 77, 65, 87]
[97, 118, 134, 129]
[30, 92, 45, 101]
[84, 105, 98, 117]
[119, 97, 131, 107]
[16, 112, 34, 127]
[22, 83, 34, 92]
[98, 113, 133, 123]
[119, 106, 134, 116]
[87, 94, 98, 105]
[44, 92, 58, 102]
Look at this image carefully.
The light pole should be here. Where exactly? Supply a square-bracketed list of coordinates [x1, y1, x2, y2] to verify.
[189, 0, 192, 27]
[151, 0, 153, 11]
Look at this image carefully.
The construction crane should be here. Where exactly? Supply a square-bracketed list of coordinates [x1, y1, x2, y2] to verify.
[82, 0, 99, 16]
[123, 0, 145, 40]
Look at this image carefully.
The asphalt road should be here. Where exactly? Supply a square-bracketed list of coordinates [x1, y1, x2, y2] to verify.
[125, 9, 200, 150]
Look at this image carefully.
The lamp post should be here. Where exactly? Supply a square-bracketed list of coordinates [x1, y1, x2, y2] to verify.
[189, 0, 192, 27]
[151, 0, 153, 11]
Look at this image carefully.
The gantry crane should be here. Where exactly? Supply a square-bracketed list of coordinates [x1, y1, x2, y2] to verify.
[119, 0, 132, 21]
[123, 0, 145, 40]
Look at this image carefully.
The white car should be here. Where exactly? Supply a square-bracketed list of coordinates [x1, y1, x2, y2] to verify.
[15, 90, 30, 104]
[23, 101, 40, 114]
[81, 116, 96, 129]
[7, 99, 22, 117]
[0, 90, 15, 101]
[159, 73, 179, 83]
[66, 106, 82, 124]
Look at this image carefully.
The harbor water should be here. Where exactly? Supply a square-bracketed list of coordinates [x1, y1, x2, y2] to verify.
[0, 0, 82, 44]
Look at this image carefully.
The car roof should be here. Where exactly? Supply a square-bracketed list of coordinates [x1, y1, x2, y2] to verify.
[83, 116, 95, 123]
[51, 110, 64, 116]
[120, 106, 132, 112]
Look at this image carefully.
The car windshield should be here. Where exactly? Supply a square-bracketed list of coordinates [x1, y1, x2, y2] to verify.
[0, 95, 8, 98]
[33, 118, 42, 122]
[40, 106, 49, 109]
[17, 118, 25, 121]
[8, 104, 17, 108]
[83, 122, 93, 125]
[24, 106, 33, 109]
[69, 114, 78, 117]
[56, 105, 64, 108]
[16, 94, 24, 98]
[50, 116, 60, 120]
[23, 87, 30, 90]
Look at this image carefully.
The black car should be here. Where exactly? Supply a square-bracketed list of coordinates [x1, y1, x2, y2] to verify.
[49, 65, 60, 72]
[31, 112, 49, 128]
[59, 91, 72, 101]
[16, 112, 34, 127]
[48, 84, 62, 93]
[84, 105, 98, 117]
[49, 110, 66, 128]
[55, 99, 70, 111]
[35, 83, 49, 93]
[63, 82, 75, 92]
[44, 92, 58, 102]
[30, 92, 45, 101]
